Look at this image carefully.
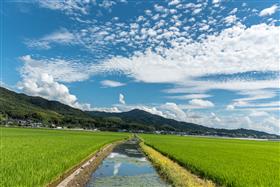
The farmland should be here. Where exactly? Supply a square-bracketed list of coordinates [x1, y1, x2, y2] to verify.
[0, 127, 128, 187]
[140, 134, 280, 187]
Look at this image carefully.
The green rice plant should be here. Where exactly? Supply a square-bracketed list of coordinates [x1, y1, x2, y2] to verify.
[140, 134, 280, 187]
[0, 127, 128, 187]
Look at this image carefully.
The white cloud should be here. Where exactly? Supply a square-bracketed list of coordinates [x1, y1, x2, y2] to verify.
[25, 28, 76, 49]
[92, 106, 121, 113]
[164, 79, 279, 94]
[226, 105, 235, 110]
[239, 107, 280, 111]
[167, 94, 212, 100]
[160, 102, 187, 121]
[234, 90, 277, 102]
[101, 23, 279, 84]
[99, 0, 116, 9]
[113, 102, 187, 121]
[17, 73, 91, 110]
[119, 93, 126, 104]
[100, 80, 126, 87]
[186, 112, 279, 134]
[229, 8, 238, 14]
[212, 0, 220, 4]
[193, 8, 202, 15]
[37, 0, 88, 15]
[249, 110, 269, 117]
[168, 0, 180, 6]
[19, 55, 92, 83]
[226, 90, 279, 111]
[224, 15, 237, 24]
[18, 55, 92, 110]
[259, 4, 278, 17]
[188, 99, 215, 108]
[114, 104, 167, 117]
[229, 101, 280, 111]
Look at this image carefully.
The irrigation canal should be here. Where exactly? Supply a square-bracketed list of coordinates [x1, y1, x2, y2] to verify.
[85, 139, 170, 187]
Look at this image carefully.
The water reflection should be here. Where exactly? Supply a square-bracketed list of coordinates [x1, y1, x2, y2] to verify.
[86, 139, 170, 187]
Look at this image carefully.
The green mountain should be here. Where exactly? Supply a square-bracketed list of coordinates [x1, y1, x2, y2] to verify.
[0, 86, 96, 128]
[87, 109, 279, 138]
[0, 87, 278, 139]
[87, 109, 211, 132]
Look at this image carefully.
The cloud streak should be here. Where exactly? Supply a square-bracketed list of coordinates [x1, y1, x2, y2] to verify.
[259, 4, 278, 17]
[119, 93, 125, 105]
[25, 28, 77, 50]
[100, 80, 126, 87]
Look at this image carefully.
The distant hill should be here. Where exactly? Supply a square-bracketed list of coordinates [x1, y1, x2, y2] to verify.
[0, 87, 96, 128]
[0, 86, 279, 139]
[87, 109, 279, 138]
[88, 109, 212, 132]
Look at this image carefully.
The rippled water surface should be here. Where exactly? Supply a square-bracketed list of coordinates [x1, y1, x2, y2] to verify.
[86, 139, 170, 187]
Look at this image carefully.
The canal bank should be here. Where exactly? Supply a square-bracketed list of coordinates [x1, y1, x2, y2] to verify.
[140, 142, 215, 187]
[51, 140, 124, 187]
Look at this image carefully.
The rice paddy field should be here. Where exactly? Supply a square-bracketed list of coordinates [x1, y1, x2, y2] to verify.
[140, 134, 280, 187]
[0, 127, 128, 187]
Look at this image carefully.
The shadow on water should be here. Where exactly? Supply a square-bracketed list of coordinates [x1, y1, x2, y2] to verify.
[86, 138, 170, 187]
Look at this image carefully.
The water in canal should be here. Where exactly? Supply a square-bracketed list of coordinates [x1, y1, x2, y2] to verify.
[86, 139, 170, 187]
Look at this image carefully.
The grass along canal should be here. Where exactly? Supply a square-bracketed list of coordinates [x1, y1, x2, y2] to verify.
[85, 138, 170, 187]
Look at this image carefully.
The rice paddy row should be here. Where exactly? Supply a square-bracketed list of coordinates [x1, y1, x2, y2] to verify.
[0, 127, 128, 187]
[140, 134, 280, 187]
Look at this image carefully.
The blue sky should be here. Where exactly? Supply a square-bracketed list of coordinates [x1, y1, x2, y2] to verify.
[1, 0, 279, 134]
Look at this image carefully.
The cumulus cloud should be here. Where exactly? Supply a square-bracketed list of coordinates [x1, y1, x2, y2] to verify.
[226, 105, 235, 110]
[160, 102, 187, 121]
[119, 93, 126, 104]
[224, 15, 237, 24]
[188, 99, 215, 109]
[259, 4, 278, 17]
[100, 80, 126, 87]
[229, 8, 238, 14]
[17, 73, 91, 110]
[18, 55, 92, 110]
[212, 0, 220, 4]
[168, 0, 180, 6]
[25, 28, 77, 49]
[185, 111, 279, 135]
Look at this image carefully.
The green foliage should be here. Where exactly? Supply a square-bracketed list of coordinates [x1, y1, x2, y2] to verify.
[0, 113, 7, 121]
[0, 127, 128, 187]
[141, 134, 280, 187]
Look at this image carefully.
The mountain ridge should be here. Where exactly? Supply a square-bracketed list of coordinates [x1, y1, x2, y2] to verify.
[0, 86, 278, 139]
